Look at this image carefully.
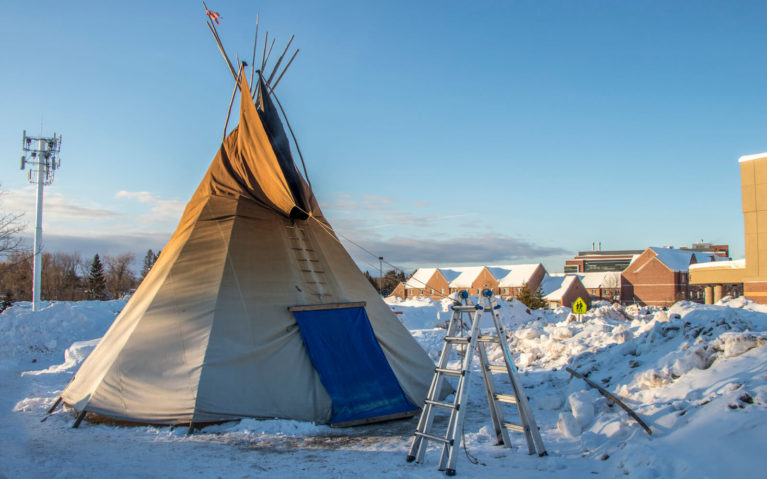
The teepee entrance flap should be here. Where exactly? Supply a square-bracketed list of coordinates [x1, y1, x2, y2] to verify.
[292, 305, 419, 427]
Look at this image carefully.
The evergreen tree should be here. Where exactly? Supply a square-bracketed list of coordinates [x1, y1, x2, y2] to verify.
[88, 254, 107, 300]
[364, 270, 378, 291]
[0, 291, 12, 313]
[516, 282, 547, 310]
[141, 249, 158, 278]
[381, 269, 405, 296]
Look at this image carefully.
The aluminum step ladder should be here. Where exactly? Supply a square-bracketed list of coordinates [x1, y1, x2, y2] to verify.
[406, 289, 546, 476]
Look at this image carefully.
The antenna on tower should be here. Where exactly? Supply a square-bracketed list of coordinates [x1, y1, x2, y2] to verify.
[20, 129, 63, 312]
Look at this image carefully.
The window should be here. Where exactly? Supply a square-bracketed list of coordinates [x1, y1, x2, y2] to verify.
[503, 288, 508, 295]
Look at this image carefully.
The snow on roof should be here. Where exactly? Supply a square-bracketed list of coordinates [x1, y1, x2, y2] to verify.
[577, 271, 620, 289]
[542, 274, 578, 301]
[445, 266, 486, 288]
[649, 247, 719, 272]
[540, 274, 565, 296]
[437, 267, 467, 283]
[689, 258, 746, 270]
[738, 152, 767, 163]
[488, 264, 542, 287]
[404, 268, 437, 289]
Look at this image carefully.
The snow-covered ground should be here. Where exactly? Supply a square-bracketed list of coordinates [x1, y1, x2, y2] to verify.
[1, 296, 766, 478]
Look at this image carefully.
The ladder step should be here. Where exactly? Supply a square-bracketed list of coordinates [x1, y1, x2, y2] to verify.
[487, 365, 507, 373]
[503, 421, 526, 433]
[451, 305, 480, 312]
[435, 367, 463, 377]
[414, 431, 453, 445]
[444, 336, 470, 344]
[477, 335, 499, 343]
[425, 399, 457, 410]
[494, 393, 517, 404]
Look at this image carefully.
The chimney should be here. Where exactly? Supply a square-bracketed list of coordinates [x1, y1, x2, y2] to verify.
[598, 241, 602, 251]
[592, 242, 595, 251]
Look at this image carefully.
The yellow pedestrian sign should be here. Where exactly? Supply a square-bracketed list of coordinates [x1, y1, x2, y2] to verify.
[572, 297, 588, 315]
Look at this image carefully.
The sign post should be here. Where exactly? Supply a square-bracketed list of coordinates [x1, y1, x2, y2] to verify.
[572, 296, 588, 322]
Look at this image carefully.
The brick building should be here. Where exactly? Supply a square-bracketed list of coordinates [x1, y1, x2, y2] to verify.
[541, 274, 590, 309]
[621, 247, 723, 306]
[444, 266, 499, 296]
[402, 268, 450, 300]
[689, 152, 767, 303]
[564, 249, 643, 274]
[390, 264, 546, 300]
[577, 271, 621, 302]
[489, 264, 546, 299]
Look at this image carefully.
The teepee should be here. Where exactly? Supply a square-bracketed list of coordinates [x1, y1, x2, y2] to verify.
[59, 65, 435, 428]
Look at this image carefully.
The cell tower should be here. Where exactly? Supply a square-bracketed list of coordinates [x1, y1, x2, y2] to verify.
[21, 130, 62, 312]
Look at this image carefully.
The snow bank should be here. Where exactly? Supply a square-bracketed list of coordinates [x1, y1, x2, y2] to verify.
[2, 297, 767, 478]
[0, 300, 125, 368]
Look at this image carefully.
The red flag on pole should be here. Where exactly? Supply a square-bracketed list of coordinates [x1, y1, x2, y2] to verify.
[206, 9, 222, 24]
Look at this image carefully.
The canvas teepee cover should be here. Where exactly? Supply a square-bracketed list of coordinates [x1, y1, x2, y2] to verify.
[61, 74, 435, 426]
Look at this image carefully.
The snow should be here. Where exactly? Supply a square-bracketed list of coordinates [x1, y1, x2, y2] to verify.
[488, 264, 542, 287]
[541, 274, 579, 301]
[689, 258, 747, 270]
[649, 246, 721, 272]
[2, 296, 767, 477]
[577, 271, 620, 289]
[404, 267, 437, 289]
[446, 266, 485, 288]
[738, 151, 767, 163]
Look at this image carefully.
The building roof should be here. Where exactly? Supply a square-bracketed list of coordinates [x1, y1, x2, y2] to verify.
[444, 266, 486, 288]
[577, 271, 620, 289]
[738, 152, 767, 163]
[541, 274, 579, 301]
[689, 258, 746, 271]
[404, 268, 437, 289]
[436, 267, 468, 284]
[648, 247, 722, 272]
[575, 249, 644, 257]
[488, 264, 543, 287]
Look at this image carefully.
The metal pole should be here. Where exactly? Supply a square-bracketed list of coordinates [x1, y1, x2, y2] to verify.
[32, 139, 45, 312]
[378, 257, 383, 296]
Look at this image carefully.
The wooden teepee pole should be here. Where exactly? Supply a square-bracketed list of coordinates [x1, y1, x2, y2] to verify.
[207, 20, 237, 81]
[266, 35, 294, 87]
[269, 49, 299, 93]
[250, 14, 259, 92]
[262, 35, 276, 73]
[223, 64, 244, 142]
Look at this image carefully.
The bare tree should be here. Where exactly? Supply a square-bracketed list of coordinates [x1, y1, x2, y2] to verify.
[0, 251, 32, 301]
[42, 252, 85, 301]
[104, 253, 137, 298]
[602, 273, 621, 302]
[0, 186, 24, 257]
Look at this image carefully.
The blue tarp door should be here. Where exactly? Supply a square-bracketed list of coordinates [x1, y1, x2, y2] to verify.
[292, 305, 418, 426]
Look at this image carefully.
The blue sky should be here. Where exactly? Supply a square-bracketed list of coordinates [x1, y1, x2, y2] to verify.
[1, 1, 765, 273]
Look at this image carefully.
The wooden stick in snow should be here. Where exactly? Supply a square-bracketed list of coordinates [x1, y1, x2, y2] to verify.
[565, 367, 652, 435]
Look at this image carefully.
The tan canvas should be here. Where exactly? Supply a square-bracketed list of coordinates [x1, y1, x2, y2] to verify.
[61, 75, 434, 425]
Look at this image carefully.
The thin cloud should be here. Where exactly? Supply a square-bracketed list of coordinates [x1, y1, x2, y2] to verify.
[115, 190, 185, 225]
[18, 231, 171, 260]
[328, 227, 570, 268]
[3, 187, 119, 221]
